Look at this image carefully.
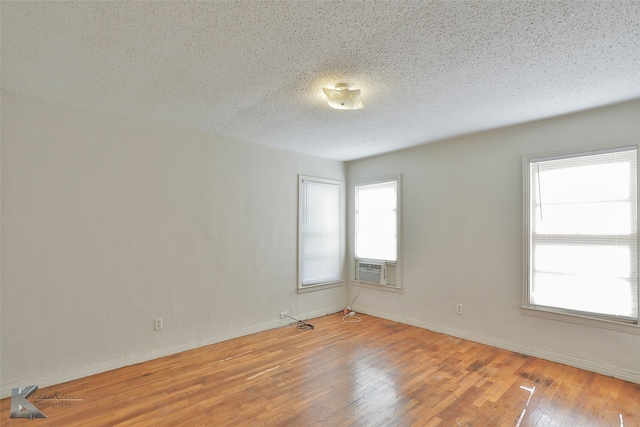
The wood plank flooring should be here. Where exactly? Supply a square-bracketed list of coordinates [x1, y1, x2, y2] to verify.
[1, 313, 638, 426]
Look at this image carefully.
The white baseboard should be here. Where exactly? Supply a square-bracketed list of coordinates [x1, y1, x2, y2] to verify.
[354, 306, 640, 385]
[7, 303, 633, 399]
[0, 305, 343, 399]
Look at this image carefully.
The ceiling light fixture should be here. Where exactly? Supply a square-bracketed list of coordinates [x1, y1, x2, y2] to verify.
[322, 83, 364, 110]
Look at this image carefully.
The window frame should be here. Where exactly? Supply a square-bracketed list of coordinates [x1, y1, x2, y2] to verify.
[353, 175, 402, 290]
[297, 175, 344, 292]
[522, 143, 640, 334]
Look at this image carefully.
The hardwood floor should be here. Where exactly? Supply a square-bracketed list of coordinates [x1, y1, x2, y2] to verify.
[2, 313, 638, 426]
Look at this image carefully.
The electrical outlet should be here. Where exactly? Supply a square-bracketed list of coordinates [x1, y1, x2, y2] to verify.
[154, 317, 163, 330]
[280, 311, 288, 319]
[456, 304, 463, 315]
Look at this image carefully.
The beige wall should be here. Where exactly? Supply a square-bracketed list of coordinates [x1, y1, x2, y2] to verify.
[0, 91, 346, 397]
[347, 99, 640, 383]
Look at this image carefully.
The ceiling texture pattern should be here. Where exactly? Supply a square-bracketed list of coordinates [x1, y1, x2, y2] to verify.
[2, 1, 639, 161]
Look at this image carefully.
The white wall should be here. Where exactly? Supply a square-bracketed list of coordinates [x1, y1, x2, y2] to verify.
[347, 99, 640, 383]
[2, 92, 638, 398]
[0, 91, 346, 397]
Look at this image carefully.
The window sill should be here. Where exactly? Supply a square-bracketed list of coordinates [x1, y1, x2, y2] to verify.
[351, 281, 403, 293]
[297, 281, 344, 294]
[520, 306, 640, 335]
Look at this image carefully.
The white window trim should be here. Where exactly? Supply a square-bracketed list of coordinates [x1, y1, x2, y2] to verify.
[352, 280, 403, 293]
[297, 175, 345, 292]
[522, 142, 640, 333]
[353, 175, 402, 290]
[520, 306, 640, 335]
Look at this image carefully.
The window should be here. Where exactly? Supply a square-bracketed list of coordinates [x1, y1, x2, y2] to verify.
[355, 178, 399, 262]
[525, 146, 638, 325]
[298, 176, 342, 289]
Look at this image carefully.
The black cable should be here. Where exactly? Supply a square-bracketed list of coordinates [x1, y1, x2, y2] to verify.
[282, 314, 314, 330]
[297, 323, 314, 330]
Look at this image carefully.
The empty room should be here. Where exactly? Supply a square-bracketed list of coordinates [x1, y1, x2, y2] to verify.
[1, 1, 639, 426]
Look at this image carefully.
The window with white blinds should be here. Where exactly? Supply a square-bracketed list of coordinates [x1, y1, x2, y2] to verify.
[355, 179, 398, 262]
[298, 176, 342, 288]
[526, 146, 638, 324]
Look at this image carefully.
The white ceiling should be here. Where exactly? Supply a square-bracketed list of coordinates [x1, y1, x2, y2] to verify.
[2, 1, 639, 161]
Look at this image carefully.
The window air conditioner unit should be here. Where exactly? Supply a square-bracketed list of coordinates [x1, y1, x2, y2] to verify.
[357, 261, 387, 285]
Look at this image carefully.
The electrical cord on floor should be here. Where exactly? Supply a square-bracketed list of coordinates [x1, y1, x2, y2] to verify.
[342, 311, 361, 323]
[282, 313, 314, 330]
[342, 288, 362, 322]
[347, 288, 360, 309]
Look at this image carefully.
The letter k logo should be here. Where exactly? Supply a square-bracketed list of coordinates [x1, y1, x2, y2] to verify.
[10, 385, 47, 419]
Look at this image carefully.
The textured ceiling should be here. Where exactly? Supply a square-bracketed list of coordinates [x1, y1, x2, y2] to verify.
[2, 1, 639, 161]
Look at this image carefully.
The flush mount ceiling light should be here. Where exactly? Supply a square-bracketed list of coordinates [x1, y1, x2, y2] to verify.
[322, 83, 364, 110]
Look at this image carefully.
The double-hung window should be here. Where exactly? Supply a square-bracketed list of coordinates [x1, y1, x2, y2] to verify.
[524, 146, 638, 325]
[298, 176, 342, 290]
[354, 178, 400, 288]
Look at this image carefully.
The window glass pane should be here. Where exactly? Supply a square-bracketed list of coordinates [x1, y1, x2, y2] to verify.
[534, 245, 630, 277]
[534, 202, 631, 235]
[539, 163, 630, 203]
[532, 273, 635, 317]
[355, 180, 397, 262]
